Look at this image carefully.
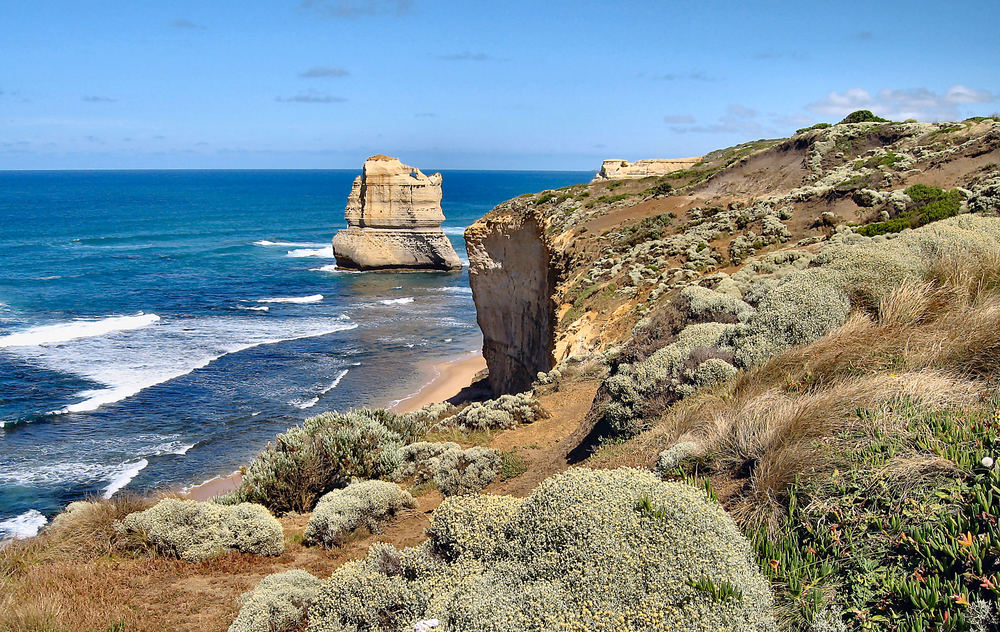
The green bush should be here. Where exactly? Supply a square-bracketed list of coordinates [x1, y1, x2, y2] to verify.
[222, 409, 421, 514]
[839, 110, 889, 124]
[229, 569, 321, 632]
[643, 181, 674, 197]
[796, 122, 832, 134]
[857, 184, 966, 236]
[307, 468, 775, 632]
[117, 499, 283, 562]
[304, 480, 416, 548]
[394, 441, 461, 484]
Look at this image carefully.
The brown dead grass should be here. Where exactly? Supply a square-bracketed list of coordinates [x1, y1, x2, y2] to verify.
[589, 254, 1000, 528]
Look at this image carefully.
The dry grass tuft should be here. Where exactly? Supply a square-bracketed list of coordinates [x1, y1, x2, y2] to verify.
[590, 255, 1000, 529]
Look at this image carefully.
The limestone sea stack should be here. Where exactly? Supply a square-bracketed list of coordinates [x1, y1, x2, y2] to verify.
[591, 157, 702, 182]
[332, 155, 462, 271]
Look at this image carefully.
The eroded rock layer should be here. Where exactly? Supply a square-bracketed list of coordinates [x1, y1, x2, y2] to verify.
[466, 204, 557, 394]
[592, 157, 702, 182]
[332, 155, 461, 271]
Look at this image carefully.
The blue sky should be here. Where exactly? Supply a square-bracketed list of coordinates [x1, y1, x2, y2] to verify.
[1, 0, 998, 170]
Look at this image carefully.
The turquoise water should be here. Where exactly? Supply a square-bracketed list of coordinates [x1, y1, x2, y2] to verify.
[0, 169, 590, 538]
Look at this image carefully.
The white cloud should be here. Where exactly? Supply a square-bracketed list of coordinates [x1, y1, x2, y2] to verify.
[807, 85, 997, 121]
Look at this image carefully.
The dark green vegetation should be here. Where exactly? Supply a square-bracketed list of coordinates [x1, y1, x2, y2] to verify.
[858, 184, 966, 236]
[498, 449, 528, 481]
[753, 403, 1000, 631]
[840, 110, 890, 124]
[612, 211, 676, 249]
[796, 122, 833, 134]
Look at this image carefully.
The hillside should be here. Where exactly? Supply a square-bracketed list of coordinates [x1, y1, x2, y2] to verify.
[4, 114, 1000, 632]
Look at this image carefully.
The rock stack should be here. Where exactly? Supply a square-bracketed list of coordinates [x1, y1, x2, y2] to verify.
[332, 155, 462, 271]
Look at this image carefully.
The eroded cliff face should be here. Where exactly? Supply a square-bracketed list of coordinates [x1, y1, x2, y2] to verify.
[466, 203, 558, 394]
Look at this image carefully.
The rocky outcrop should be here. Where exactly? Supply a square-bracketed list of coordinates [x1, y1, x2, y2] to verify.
[592, 157, 702, 182]
[332, 156, 461, 271]
[466, 202, 558, 394]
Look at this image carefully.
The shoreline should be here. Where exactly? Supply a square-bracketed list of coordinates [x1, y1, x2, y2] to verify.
[184, 351, 486, 501]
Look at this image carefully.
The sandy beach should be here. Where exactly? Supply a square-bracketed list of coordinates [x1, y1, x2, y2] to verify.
[185, 351, 486, 501]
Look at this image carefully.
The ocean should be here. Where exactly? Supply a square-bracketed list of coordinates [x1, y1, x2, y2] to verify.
[0, 168, 590, 539]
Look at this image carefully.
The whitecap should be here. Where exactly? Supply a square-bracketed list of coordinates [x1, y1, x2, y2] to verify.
[5, 316, 359, 417]
[287, 246, 334, 258]
[254, 240, 325, 247]
[432, 286, 473, 295]
[256, 294, 323, 304]
[147, 441, 196, 456]
[0, 313, 160, 348]
[236, 305, 270, 312]
[441, 226, 468, 235]
[102, 459, 148, 499]
[379, 297, 415, 306]
[291, 369, 350, 409]
[0, 510, 47, 541]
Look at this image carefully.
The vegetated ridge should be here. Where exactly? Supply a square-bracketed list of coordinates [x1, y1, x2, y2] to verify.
[3, 112, 1000, 632]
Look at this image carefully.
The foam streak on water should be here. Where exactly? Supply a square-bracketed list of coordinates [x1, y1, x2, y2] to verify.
[0, 313, 160, 348]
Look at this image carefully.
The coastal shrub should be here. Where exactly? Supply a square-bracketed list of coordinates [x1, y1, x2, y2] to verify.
[224, 409, 419, 514]
[498, 449, 529, 481]
[394, 441, 461, 483]
[796, 122, 832, 134]
[968, 176, 1000, 214]
[430, 446, 503, 496]
[436, 392, 546, 431]
[857, 184, 966, 236]
[838, 109, 889, 124]
[303, 480, 416, 548]
[307, 468, 775, 632]
[229, 569, 322, 632]
[600, 322, 737, 437]
[642, 181, 673, 197]
[656, 441, 700, 475]
[117, 498, 283, 562]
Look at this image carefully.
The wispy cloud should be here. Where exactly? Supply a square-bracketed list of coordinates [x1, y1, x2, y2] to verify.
[668, 104, 770, 135]
[82, 95, 117, 103]
[854, 31, 874, 40]
[807, 85, 997, 121]
[655, 71, 714, 82]
[663, 115, 696, 124]
[437, 51, 497, 62]
[752, 50, 809, 61]
[275, 91, 347, 103]
[300, 66, 350, 78]
[299, 0, 411, 18]
[169, 18, 204, 29]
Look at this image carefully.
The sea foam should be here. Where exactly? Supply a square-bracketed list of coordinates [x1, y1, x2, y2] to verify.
[0, 313, 160, 348]
[254, 240, 326, 247]
[102, 459, 149, 499]
[287, 245, 334, 258]
[256, 294, 324, 304]
[0, 510, 48, 541]
[379, 297, 415, 305]
[0, 314, 358, 418]
[291, 368, 350, 409]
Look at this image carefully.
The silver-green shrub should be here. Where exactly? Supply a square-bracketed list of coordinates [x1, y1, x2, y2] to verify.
[304, 480, 416, 548]
[656, 441, 701, 474]
[117, 498, 284, 562]
[435, 392, 545, 431]
[229, 569, 322, 632]
[308, 468, 775, 632]
[430, 446, 502, 496]
[223, 408, 420, 514]
[394, 441, 461, 484]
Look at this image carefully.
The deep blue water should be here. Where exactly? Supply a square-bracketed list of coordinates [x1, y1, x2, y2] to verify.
[0, 169, 590, 538]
